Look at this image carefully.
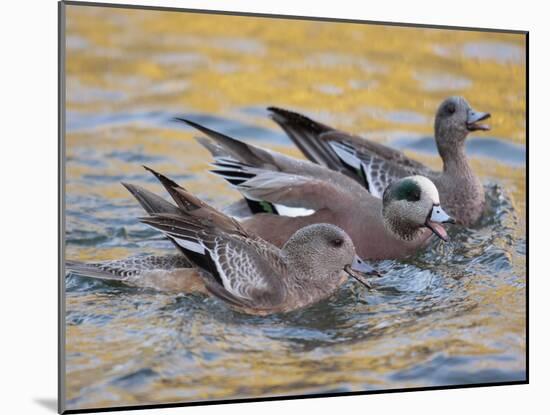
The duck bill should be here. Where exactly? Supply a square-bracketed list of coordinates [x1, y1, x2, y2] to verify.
[344, 256, 380, 290]
[466, 109, 491, 131]
[425, 204, 455, 242]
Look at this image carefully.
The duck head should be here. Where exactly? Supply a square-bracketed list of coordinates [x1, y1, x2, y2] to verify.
[283, 223, 379, 289]
[434, 96, 491, 161]
[382, 176, 455, 242]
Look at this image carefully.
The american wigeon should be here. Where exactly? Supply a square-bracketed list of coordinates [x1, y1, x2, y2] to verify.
[129, 167, 377, 315]
[267, 96, 490, 226]
[179, 119, 454, 260]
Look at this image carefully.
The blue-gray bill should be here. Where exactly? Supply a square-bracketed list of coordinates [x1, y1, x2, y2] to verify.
[467, 108, 491, 131]
[425, 204, 455, 242]
[344, 255, 380, 289]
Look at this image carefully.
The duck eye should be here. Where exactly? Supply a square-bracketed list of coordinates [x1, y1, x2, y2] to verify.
[332, 238, 344, 247]
[446, 103, 456, 114]
[411, 189, 421, 201]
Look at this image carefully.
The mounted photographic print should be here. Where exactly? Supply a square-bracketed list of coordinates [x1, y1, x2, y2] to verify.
[59, 1, 528, 413]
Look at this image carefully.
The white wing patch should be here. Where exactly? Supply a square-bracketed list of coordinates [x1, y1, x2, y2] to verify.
[330, 141, 361, 170]
[210, 157, 317, 218]
[273, 203, 315, 217]
[171, 237, 206, 254]
[329, 141, 389, 199]
[142, 222, 207, 254]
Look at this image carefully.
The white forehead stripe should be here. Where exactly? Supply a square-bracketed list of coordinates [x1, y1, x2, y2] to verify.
[410, 175, 440, 204]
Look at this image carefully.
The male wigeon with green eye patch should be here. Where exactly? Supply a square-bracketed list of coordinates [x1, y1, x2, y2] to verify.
[178, 118, 455, 260]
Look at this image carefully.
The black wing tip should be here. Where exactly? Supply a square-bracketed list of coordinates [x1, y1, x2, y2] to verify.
[142, 164, 157, 175]
[175, 117, 247, 152]
[267, 106, 287, 114]
[267, 106, 300, 116]
[173, 116, 222, 137]
[267, 106, 298, 121]
[267, 106, 330, 134]
[142, 165, 183, 190]
[142, 164, 165, 183]
[173, 116, 197, 127]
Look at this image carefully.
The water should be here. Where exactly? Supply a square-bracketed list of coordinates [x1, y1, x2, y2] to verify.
[63, 5, 526, 411]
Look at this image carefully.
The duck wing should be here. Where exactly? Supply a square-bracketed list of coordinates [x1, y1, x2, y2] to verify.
[137, 168, 287, 308]
[177, 117, 364, 216]
[211, 156, 355, 216]
[323, 139, 433, 198]
[268, 107, 433, 198]
[140, 212, 286, 309]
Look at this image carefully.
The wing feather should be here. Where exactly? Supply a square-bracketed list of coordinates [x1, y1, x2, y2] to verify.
[265, 107, 434, 195]
[65, 255, 191, 280]
[140, 213, 286, 308]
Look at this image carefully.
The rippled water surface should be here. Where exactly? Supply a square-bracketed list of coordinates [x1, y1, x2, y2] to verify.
[63, 5, 526, 411]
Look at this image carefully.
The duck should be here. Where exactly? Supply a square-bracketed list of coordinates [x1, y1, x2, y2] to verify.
[126, 167, 378, 315]
[178, 118, 455, 260]
[267, 96, 490, 226]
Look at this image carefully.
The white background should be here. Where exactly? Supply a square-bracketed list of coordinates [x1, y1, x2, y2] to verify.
[0, 0, 541, 414]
